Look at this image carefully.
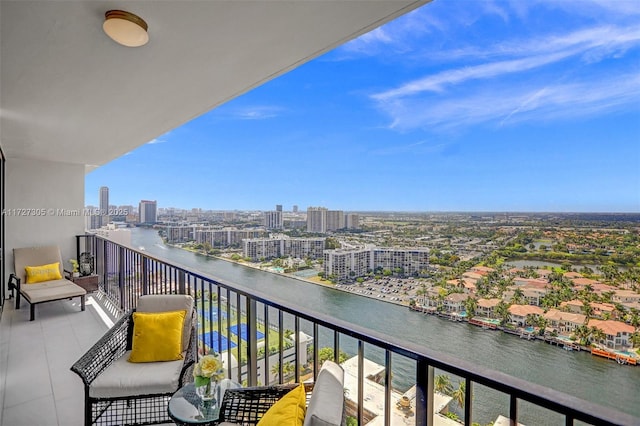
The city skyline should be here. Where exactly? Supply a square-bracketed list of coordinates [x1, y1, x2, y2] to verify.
[86, 1, 640, 213]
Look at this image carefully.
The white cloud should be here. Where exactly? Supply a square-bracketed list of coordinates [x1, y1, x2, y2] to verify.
[221, 105, 283, 120]
[380, 72, 640, 131]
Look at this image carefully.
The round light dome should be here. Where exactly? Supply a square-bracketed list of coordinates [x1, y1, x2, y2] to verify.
[103, 10, 149, 47]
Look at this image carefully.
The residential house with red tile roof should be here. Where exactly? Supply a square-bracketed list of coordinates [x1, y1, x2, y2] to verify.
[543, 309, 586, 336]
[558, 300, 617, 320]
[588, 319, 635, 349]
[612, 290, 640, 304]
[571, 277, 601, 289]
[462, 271, 484, 283]
[559, 299, 586, 314]
[472, 266, 495, 274]
[536, 269, 553, 279]
[477, 298, 501, 318]
[508, 305, 544, 327]
[447, 278, 476, 294]
[507, 267, 525, 276]
[514, 278, 548, 289]
[503, 287, 547, 307]
[443, 293, 467, 314]
[563, 272, 583, 279]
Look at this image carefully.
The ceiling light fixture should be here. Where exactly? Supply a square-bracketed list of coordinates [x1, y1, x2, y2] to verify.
[103, 10, 149, 47]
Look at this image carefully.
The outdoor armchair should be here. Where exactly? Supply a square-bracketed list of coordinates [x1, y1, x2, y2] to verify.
[9, 245, 86, 321]
[71, 294, 197, 426]
[217, 360, 345, 426]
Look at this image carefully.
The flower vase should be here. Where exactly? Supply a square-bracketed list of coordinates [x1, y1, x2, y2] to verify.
[194, 376, 218, 401]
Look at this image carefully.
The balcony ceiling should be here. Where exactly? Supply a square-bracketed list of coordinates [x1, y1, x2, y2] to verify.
[1, 0, 428, 169]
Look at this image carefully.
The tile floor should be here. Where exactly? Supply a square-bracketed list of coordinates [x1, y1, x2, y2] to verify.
[0, 294, 114, 426]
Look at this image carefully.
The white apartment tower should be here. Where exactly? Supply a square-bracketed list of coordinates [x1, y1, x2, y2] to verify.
[139, 200, 158, 224]
[264, 211, 283, 230]
[326, 210, 345, 231]
[346, 213, 360, 229]
[306, 207, 327, 233]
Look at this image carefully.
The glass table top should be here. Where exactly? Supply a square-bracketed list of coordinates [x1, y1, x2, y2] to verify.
[168, 379, 240, 425]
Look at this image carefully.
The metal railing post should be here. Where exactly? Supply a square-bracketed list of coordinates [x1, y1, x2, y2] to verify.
[247, 298, 258, 386]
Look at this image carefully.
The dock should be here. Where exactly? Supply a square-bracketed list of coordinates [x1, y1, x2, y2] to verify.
[591, 348, 637, 365]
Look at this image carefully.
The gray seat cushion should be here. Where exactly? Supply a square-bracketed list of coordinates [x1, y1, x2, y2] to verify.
[137, 294, 194, 352]
[19, 278, 86, 303]
[304, 360, 345, 426]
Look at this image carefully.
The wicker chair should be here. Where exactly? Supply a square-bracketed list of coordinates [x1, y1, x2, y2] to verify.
[71, 295, 197, 426]
[218, 360, 345, 426]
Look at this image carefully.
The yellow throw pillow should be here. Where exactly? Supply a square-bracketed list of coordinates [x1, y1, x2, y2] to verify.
[25, 262, 62, 283]
[257, 383, 306, 426]
[128, 310, 186, 363]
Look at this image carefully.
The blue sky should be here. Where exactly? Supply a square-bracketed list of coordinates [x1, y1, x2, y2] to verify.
[86, 0, 640, 213]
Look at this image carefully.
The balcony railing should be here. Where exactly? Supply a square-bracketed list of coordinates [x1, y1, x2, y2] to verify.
[78, 234, 638, 426]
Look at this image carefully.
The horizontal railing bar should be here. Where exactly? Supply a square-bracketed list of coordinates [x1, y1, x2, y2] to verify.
[85, 234, 639, 426]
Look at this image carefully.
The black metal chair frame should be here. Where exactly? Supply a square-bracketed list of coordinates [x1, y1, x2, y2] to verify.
[218, 382, 315, 425]
[71, 309, 197, 426]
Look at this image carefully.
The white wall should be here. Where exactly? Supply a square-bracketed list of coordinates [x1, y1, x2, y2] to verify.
[4, 158, 85, 282]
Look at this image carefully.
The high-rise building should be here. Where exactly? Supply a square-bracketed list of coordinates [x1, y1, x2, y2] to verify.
[99, 186, 109, 227]
[139, 200, 158, 224]
[264, 211, 283, 230]
[326, 210, 345, 231]
[307, 207, 345, 233]
[276, 204, 283, 212]
[306, 207, 327, 233]
[293, 205, 298, 213]
[346, 213, 360, 229]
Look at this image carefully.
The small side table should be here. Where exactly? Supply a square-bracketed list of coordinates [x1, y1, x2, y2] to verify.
[168, 379, 240, 426]
[70, 274, 99, 292]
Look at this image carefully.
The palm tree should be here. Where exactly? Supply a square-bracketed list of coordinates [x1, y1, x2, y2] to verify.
[451, 381, 466, 410]
[270, 362, 281, 380]
[581, 301, 594, 324]
[512, 287, 525, 305]
[465, 297, 477, 318]
[496, 301, 511, 326]
[283, 361, 295, 379]
[574, 325, 592, 346]
[434, 374, 453, 395]
[590, 327, 606, 346]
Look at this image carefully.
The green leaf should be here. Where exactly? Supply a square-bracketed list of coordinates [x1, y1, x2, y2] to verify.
[194, 376, 210, 387]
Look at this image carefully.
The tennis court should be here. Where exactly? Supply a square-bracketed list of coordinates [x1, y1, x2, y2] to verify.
[200, 331, 237, 352]
[197, 309, 227, 320]
[230, 323, 265, 341]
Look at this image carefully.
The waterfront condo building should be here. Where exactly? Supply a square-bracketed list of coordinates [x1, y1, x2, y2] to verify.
[324, 247, 429, 281]
[195, 228, 267, 248]
[243, 236, 325, 261]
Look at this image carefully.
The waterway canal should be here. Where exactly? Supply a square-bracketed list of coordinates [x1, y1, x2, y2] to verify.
[132, 228, 640, 424]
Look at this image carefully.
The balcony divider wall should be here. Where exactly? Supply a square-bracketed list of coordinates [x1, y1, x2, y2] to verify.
[80, 233, 638, 426]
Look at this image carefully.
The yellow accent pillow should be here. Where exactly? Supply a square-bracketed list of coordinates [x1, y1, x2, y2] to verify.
[128, 310, 186, 363]
[25, 262, 62, 283]
[257, 383, 306, 426]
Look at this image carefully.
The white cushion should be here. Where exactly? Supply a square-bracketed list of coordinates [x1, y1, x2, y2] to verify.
[90, 351, 185, 398]
[304, 361, 344, 426]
